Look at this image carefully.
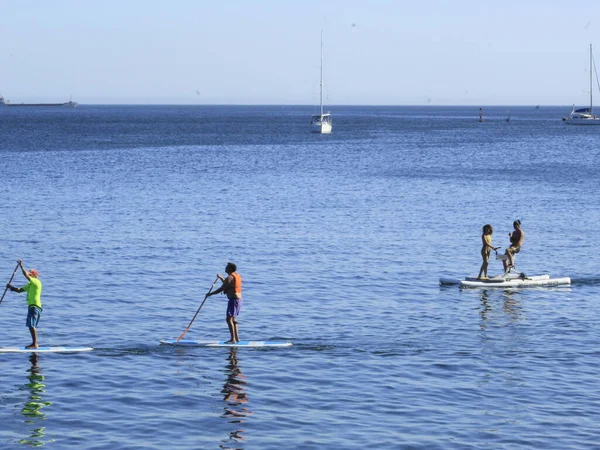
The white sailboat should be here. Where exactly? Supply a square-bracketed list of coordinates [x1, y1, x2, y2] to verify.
[310, 31, 332, 134]
[563, 44, 600, 125]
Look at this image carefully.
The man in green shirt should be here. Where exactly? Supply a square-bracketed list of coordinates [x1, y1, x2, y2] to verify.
[6, 259, 43, 349]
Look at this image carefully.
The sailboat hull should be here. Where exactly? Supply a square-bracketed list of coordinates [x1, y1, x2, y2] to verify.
[310, 122, 332, 134]
[310, 113, 332, 133]
[563, 117, 600, 125]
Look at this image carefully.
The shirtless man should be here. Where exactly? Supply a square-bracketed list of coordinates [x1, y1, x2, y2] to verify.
[503, 220, 525, 272]
[207, 262, 242, 343]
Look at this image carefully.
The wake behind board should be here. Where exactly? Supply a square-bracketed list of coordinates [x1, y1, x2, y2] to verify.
[160, 339, 292, 348]
[0, 346, 93, 353]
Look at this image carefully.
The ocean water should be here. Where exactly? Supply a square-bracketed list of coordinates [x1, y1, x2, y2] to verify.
[0, 105, 599, 449]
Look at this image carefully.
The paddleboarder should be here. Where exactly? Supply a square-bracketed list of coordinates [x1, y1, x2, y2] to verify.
[207, 262, 242, 343]
[503, 220, 525, 272]
[6, 259, 43, 349]
[477, 224, 499, 280]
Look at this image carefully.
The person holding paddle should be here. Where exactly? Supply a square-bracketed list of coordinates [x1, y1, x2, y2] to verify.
[6, 259, 43, 349]
[207, 262, 242, 343]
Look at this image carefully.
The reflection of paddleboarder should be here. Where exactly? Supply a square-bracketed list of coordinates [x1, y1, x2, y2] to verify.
[21, 353, 52, 446]
[207, 263, 242, 343]
[220, 347, 251, 447]
[6, 259, 43, 349]
[222, 348, 249, 415]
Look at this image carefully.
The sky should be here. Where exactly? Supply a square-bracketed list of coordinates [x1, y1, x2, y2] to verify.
[1, 0, 599, 105]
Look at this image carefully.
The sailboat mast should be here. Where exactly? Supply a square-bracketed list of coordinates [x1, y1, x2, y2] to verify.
[590, 43, 593, 115]
[320, 30, 324, 117]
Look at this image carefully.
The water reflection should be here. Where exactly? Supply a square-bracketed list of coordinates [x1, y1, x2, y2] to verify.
[479, 290, 492, 327]
[18, 353, 53, 447]
[219, 348, 252, 450]
[501, 290, 522, 322]
[479, 289, 524, 326]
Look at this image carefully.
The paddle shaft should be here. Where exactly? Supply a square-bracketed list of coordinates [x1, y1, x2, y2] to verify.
[176, 276, 220, 342]
[0, 263, 21, 306]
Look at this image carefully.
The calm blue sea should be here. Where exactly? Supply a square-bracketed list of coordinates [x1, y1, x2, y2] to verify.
[0, 105, 599, 449]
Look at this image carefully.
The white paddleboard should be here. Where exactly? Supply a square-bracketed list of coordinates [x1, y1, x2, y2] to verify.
[160, 339, 292, 347]
[0, 346, 93, 353]
[440, 275, 571, 288]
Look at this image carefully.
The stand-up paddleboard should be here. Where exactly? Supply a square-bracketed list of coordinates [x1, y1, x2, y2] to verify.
[0, 346, 93, 353]
[440, 272, 571, 288]
[160, 339, 292, 347]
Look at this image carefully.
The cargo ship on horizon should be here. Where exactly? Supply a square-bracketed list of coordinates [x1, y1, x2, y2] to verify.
[0, 95, 78, 108]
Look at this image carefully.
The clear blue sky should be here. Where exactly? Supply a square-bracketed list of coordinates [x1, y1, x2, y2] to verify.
[1, 1, 599, 105]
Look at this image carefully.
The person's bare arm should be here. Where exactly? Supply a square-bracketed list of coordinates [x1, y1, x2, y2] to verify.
[208, 274, 232, 296]
[17, 259, 30, 280]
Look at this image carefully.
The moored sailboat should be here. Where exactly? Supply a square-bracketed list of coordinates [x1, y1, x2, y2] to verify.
[310, 31, 332, 134]
[563, 44, 600, 125]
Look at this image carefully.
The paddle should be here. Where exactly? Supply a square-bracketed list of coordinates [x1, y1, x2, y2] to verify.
[0, 262, 21, 306]
[176, 276, 221, 343]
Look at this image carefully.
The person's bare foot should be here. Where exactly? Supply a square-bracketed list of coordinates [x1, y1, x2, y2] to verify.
[25, 344, 38, 349]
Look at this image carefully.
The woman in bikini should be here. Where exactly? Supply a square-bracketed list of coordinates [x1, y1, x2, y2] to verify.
[477, 224, 499, 279]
